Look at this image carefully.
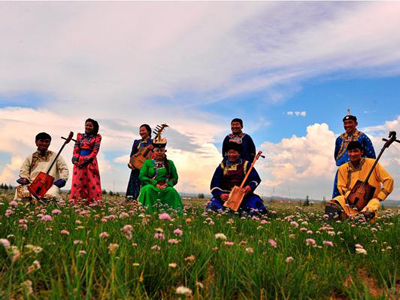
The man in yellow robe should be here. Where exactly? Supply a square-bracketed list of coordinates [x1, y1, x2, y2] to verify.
[325, 141, 394, 221]
[14, 132, 69, 201]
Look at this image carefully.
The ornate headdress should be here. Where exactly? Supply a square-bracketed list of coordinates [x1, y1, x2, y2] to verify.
[153, 124, 169, 148]
[343, 108, 357, 122]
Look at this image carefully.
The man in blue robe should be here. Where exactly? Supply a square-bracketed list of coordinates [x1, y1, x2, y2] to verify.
[332, 112, 375, 198]
[222, 118, 256, 162]
[207, 142, 267, 214]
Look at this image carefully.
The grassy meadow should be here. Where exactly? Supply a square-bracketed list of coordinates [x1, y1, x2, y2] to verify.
[1, 190, 400, 299]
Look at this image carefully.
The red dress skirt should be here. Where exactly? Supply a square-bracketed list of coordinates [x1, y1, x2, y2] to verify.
[70, 133, 102, 203]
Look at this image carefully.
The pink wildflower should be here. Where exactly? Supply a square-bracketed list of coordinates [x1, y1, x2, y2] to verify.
[306, 238, 316, 246]
[224, 241, 234, 246]
[173, 228, 183, 237]
[0, 238, 11, 249]
[10, 201, 18, 206]
[323, 241, 334, 247]
[41, 215, 52, 222]
[158, 213, 172, 221]
[154, 232, 165, 240]
[168, 239, 180, 244]
[285, 256, 294, 263]
[51, 209, 61, 215]
[99, 232, 109, 239]
[268, 239, 277, 248]
[60, 230, 70, 235]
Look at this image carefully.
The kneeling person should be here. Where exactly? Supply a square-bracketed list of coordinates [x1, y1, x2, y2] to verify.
[15, 132, 69, 201]
[325, 141, 394, 221]
[207, 142, 267, 214]
[138, 138, 182, 212]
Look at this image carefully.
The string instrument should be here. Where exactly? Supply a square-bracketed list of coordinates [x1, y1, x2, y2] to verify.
[224, 151, 263, 212]
[347, 131, 399, 211]
[129, 145, 153, 170]
[28, 132, 74, 200]
[128, 124, 169, 170]
[153, 124, 169, 143]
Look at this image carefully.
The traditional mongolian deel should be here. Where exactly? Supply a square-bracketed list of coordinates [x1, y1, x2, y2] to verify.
[70, 133, 102, 203]
[207, 159, 267, 214]
[332, 129, 375, 197]
[15, 151, 69, 201]
[222, 133, 256, 162]
[329, 158, 394, 219]
[138, 159, 182, 212]
[126, 137, 153, 200]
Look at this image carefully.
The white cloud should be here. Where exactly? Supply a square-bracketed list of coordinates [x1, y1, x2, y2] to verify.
[256, 116, 400, 200]
[287, 111, 306, 117]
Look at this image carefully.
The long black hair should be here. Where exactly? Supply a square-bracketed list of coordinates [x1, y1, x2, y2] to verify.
[140, 124, 152, 138]
[86, 118, 99, 135]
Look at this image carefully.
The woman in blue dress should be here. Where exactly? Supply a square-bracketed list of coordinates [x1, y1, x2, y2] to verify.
[126, 124, 153, 201]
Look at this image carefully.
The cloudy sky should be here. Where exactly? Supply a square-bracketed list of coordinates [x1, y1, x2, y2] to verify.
[1, 2, 399, 200]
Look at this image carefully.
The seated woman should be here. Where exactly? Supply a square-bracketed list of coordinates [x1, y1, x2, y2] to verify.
[70, 118, 102, 204]
[207, 142, 267, 215]
[14, 132, 69, 202]
[138, 137, 182, 212]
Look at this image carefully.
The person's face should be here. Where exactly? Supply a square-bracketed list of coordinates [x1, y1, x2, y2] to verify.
[231, 121, 243, 134]
[139, 126, 149, 139]
[227, 149, 240, 162]
[343, 120, 358, 134]
[85, 121, 95, 134]
[154, 147, 166, 160]
[36, 139, 51, 152]
[348, 148, 363, 163]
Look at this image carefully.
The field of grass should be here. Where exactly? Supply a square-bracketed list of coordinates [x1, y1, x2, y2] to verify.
[1, 190, 400, 299]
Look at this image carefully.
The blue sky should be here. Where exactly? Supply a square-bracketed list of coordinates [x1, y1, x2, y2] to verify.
[0, 1, 399, 199]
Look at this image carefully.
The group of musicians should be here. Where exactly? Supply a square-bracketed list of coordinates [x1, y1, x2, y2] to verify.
[13, 113, 395, 221]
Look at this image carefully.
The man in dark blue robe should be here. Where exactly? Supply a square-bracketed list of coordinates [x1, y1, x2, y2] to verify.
[222, 118, 256, 162]
[207, 142, 267, 214]
[332, 112, 375, 198]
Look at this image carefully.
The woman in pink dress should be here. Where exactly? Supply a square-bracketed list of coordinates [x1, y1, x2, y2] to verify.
[70, 118, 102, 204]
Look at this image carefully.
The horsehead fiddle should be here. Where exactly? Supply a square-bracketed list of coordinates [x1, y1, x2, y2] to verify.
[28, 132, 74, 201]
[224, 151, 264, 212]
[346, 131, 399, 211]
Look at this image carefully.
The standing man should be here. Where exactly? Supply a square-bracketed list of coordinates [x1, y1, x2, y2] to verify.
[326, 141, 393, 222]
[222, 118, 256, 162]
[332, 111, 375, 198]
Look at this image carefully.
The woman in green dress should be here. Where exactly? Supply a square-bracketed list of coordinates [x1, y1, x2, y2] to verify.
[138, 139, 182, 212]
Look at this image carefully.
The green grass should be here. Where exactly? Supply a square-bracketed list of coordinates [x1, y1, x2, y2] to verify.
[0, 190, 399, 299]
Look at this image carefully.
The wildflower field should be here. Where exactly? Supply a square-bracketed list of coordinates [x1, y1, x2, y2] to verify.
[1, 191, 400, 299]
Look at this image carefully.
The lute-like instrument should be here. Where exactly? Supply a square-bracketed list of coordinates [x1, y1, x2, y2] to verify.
[129, 124, 169, 170]
[347, 131, 399, 211]
[28, 132, 74, 200]
[224, 151, 263, 212]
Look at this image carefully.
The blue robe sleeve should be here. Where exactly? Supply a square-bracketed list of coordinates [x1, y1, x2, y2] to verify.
[245, 166, 261, 192]
[210, 165, 224, 198]
[245, 135, 256, 162]
[361, 134, 376, 159]
[130, 140, 140, 157]
[334, 136, 341, 161]
[222, 135, 229, 158]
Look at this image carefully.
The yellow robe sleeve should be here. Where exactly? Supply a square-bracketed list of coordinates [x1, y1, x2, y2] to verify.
[337, 165, 351, 198]
[374, 162, 394, 201]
